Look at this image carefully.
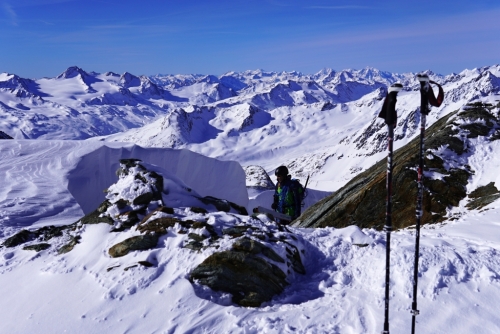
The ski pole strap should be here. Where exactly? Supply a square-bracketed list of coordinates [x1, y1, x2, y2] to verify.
[428, 80, 444, 107]
[417, 74, 444, 114]
[378, 83, 403, 126]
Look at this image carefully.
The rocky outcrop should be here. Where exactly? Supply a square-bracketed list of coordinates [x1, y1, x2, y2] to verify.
[244, 165, 275, 190]
[188, 221, 305, 307]
[136, 200, 305, 306]
[108, 234, 160, 258]
[1, 157, 305, 308]
[2, 225, 67, 248]
[0, 130, 13, 139]
[466, 182, 500, 210]
[190, 249, 287, 307]
[297, 102, 500, 230]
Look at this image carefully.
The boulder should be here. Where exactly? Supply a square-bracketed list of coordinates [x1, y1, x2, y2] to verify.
[190, 250, 288, 307]
[2, 230, 35, 248]
[23, 243, 51, 252]
[466, 182, 500, 210]
[58, 236, 81, 254]
[108, 234, 159, 258]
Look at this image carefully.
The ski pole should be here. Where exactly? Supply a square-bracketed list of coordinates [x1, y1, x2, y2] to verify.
[378, 82, 403, 334]
[411, 74, 444, 334]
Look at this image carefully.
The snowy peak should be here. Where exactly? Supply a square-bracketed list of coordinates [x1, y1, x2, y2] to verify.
[198, 75, 219, 84]
[219, 75, 247, 91]
[104, 71, 120, 77]
[0, 73, 46, 99]
[57, 66, 92, 80]
[120, 72, 141, 88]
[56, 66, 101, 93]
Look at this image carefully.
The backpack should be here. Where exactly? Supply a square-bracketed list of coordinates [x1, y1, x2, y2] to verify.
[290, 179, 306, 207]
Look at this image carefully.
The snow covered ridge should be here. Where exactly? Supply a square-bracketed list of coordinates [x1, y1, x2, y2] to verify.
[2, 65, 500, 191]
[1, 158, 306, 308]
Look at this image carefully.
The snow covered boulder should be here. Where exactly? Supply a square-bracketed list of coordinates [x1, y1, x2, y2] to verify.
[81, 158, 247, 233]
[244, 165, 275, 190]
[189, 216, 306, 307]
[190, 248, 287, 307]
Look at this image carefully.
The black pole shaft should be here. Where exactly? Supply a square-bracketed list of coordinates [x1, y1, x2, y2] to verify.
[411, 113, 425, 333]
[411, 77, 429, 333]
[383, 123, 394, 334]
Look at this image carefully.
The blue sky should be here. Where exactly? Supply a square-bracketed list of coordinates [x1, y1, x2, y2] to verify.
[1, 0, 500, 78]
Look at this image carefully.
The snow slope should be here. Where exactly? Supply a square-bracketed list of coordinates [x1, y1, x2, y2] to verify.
[0, 133, 499, 333]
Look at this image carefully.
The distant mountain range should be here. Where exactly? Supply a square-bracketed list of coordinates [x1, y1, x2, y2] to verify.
[1, 65, 499, 191]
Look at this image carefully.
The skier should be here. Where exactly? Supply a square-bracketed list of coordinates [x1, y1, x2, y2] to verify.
[272, 166, 304, 224]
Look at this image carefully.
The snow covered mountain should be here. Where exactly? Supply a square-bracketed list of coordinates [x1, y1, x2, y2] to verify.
[3, 64, 499, 192]
[1, 64, 500, 333]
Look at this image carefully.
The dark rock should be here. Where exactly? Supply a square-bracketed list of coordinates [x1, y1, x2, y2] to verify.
[469, 182, 500, 199]
[58, 236, 81, 254]
[189, 250, 288, 307]
[119, 158, 142, 168]
[137, 216, 187, 234]
[108, 234, 159, 258]
[229, 202, 249, 215]
[232, 237, 285, 263]
[222, 226, 251, 238]
[184, 241, 204, 251]
[79, 208, 114, 225]
[97, 200, 111, 213]
[36, 225, 67, 241]
[138, 260, 155, 267]
[188, 233, 207, 242]
[23, 243, 51, 252]
[198, 196, 249, 215]
[466, 182, 500, 210]
[467, 194, 500, 210]
[0, 130, 13, 139]
[461, 123, 491, 138]
[148, 171, 164, 198]
[2, 230, 35, 248]
[124, 265, 138, 271]
[232, 237, 263, 254]
[132, 192, 154, 206]
[116, 159, 144, 177]
[190, 207, 208, 214]
[199, 196, 231, 212]
[285, 244, 306, 274]
[119, 211, 139, 227]
[115, 198, 128, 209]
[140, 206, 175, 225]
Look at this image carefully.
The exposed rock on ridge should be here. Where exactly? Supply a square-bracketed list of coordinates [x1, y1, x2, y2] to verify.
[296, 102, 500, 230]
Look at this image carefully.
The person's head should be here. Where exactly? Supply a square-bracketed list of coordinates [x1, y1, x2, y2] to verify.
[275, 166, 289, 183]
